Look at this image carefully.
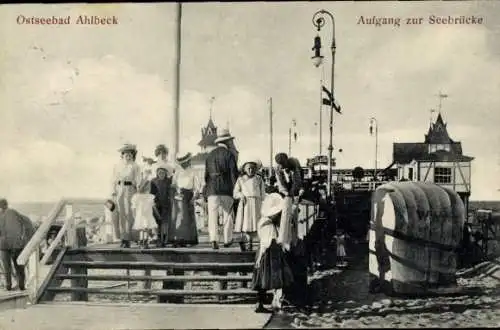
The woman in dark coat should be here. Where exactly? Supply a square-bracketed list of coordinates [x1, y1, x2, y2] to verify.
[150, 163, 172, 247]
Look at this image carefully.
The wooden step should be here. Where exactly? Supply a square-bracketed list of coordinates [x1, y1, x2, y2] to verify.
[45, 287, 262, 297]
[64, 247, 256, 264]
[54, 274, 253, 282]
[62, 261, 254, 272]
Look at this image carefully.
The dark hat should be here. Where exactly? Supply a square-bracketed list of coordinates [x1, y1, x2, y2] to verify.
[275, 153, 288, 165]
[176, 152, 192, 164]
[154, 144, 168, 156]
[118, 143, 137, 154]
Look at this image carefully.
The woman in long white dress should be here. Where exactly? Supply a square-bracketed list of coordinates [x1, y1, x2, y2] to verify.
[233, 160, 266, 251]
[111, 144, 142, 248]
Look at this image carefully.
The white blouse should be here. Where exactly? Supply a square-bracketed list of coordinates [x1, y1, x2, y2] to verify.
[112, 161, 142, 193]
[173, 167, 201, 192]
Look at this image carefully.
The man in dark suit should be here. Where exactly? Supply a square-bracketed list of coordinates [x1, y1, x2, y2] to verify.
[0, 198, 35, 291]
[204, 129, 239, 249]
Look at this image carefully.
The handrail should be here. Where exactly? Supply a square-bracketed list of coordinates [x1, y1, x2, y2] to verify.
[39, 221, 69, 265]
[17, 199, 66, 266]
[15, 197, 106, 303]
[18, 198, 106, 266]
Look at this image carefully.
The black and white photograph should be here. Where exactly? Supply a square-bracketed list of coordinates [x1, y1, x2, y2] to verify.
[0, 1, 499, 329]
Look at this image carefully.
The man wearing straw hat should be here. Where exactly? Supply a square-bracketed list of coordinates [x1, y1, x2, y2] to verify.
[204, 129, 239, 249]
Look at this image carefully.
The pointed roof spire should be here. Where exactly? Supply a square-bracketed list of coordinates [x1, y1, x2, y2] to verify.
[425, 111, 451, 144]
[435, 112, 445, 126]
[209, 96, 215, 120]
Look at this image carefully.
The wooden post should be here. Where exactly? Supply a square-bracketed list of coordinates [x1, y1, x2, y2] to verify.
[143, 269, 152, 290]
[214, 270, 228, 302]
[158, 269, 184, 303]
[66, 207, 88, 302]
[27, 245, 40, 302]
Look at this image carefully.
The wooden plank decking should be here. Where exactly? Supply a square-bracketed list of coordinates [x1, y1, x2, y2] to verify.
[0, 302, 271, 330]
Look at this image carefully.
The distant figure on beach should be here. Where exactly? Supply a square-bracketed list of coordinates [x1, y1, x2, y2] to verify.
[150, 162, 173, 247]
[0, 199, 35, 291]
[233, 160, 266, 251]
[336, 229, 347, 266]
[204, 130, 239, 250]
[111, 143, 142, 248]
[170, 152, 201, 247]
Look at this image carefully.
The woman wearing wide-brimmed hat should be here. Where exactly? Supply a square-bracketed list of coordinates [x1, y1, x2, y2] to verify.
[233, 160, 266, 251]
[251, 193, 294, 313]
[111, 143, 142, 248]
[170, 152, 201, 246]
[153, 144, 175, 178]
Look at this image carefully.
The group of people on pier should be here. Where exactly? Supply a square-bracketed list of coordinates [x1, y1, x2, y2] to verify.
[108, 129, 308, 311]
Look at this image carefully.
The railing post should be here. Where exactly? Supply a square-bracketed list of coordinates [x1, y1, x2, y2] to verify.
[27, 245, 40, 303]
[66, 206, 89, 302]
[65, 204, 75, 247]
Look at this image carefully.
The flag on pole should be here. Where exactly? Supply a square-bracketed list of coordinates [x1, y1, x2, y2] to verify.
[439, 93, 448, 98]
[322, 85, 341, 114]
[294, 132, 297, 142]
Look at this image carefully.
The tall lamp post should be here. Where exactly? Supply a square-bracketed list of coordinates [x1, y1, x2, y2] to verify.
[311, 9, 336, 200]
[369, 117, 378, 181]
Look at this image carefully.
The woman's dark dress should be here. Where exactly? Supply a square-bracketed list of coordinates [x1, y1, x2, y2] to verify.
[170, 188, 198, 246]
[150, 177, 172, 245]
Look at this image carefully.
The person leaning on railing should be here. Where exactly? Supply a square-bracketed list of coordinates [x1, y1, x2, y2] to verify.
[0, 198, 35, 291]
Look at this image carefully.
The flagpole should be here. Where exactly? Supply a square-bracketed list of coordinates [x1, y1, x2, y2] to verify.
[172, 2, 182, 160]
[269, 97, 274, 179]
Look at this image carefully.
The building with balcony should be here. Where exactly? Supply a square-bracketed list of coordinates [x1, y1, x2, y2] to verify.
[391, 112, 474, 211]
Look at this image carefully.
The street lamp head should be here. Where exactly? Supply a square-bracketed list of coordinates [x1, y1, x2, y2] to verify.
[311, 35, 324, 68]
[312, 54, 324, 67]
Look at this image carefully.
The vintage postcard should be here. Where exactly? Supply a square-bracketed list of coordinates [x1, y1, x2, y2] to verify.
[0, 1, 499, 329]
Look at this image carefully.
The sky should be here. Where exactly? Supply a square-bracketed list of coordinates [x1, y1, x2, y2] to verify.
[0, 2, 499, 202]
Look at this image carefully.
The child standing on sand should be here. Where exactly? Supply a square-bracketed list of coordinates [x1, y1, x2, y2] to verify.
[336, 229, 347, 266]
[132, 179, 158, 249]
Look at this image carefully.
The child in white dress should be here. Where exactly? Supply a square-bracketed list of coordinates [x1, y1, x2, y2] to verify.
[132, 179, 158, 249]
[233, 160, 266, 251]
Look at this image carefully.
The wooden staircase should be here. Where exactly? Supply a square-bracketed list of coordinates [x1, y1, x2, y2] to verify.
[15, 198, 317, 307]
[38, 245, 261, 304]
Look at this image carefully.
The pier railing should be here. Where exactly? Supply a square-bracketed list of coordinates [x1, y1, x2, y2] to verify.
[16, 198, 105, 303]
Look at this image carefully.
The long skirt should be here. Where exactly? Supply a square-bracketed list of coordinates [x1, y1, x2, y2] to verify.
[251, 239, 294, 291]
[283, 239, 309, 307]
[155, 203, 171, 244]
[115, 185, 136, 241]
[234, 197, 262, 234]
[170, 189, 198, 245]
